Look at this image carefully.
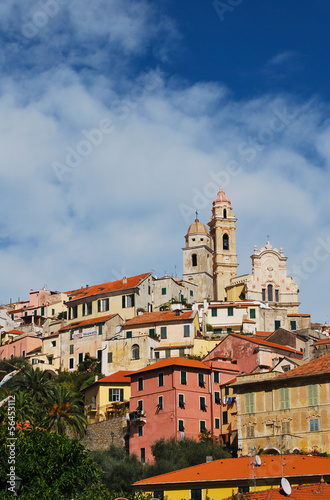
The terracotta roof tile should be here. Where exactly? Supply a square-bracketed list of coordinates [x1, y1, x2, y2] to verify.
[123, 310, 195, 327]
[5, 330, 25, 335]
[278, 352, 330, 379]
[313, 338, 330, 345]
[231, 483, 330, 499]
[133, 455, 330, 487]
[228, 333, 302, 355]
[66, 273, 151, 302]
[81, 370, 135, 390]
[126, 357, 211, 377]
[60, 314, 118, 331]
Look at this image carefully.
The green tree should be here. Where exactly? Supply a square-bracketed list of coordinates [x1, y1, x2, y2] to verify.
[11, 366, 54, 406]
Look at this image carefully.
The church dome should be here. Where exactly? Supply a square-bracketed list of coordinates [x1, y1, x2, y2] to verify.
[213, 187, 231, 204]
[186, 219, 209, 237]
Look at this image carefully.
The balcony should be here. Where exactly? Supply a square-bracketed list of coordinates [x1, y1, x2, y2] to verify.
[129, 411, 146, 423]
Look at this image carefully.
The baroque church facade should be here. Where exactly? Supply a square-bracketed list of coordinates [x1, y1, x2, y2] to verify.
[183, 188, 300, 314]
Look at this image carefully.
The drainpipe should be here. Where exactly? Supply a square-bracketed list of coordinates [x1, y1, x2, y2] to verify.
[209, 363, 214, 437]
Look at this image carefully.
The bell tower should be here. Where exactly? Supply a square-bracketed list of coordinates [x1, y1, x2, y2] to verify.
[208, 188, 238, 300]
[182, 216, 214, 301]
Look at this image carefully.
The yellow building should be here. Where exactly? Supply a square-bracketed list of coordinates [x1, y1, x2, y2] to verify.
[234, 352, 330, 456]
[82, 370, 133, 424]
[133, 455, 330, 499]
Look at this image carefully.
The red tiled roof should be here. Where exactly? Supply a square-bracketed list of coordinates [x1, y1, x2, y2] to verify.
[231, 483, 330, 499]
[313, 338, 330, 345]
[154, 345, 194, 350]
[123, 310, 195, 328]
[227, 332, 302, 355]
[5, 330, 25, 335]
[81, 371, 135, 390]
[278, 352, 330, 379]
[287, 313, 311, 317]
[125, 357, 211, 377]
[59, 314, 118, 331]
[133, 455, 330, 487]
[66, 273, 151, 302]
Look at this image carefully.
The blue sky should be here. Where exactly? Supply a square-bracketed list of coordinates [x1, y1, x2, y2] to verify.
[0, 0, 329, 323]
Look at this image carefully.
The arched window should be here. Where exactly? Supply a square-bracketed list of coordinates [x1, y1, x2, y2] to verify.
[223, 208, 227, 219]
[132, 344, 140, 360]
[223, 234, 229, 250]
[267, 284, 273, 302]
[192, 253, 197, 267]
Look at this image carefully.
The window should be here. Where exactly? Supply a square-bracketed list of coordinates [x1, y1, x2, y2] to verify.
[148, 285, 151, 295]
[48, 357, 53, 365]
[223, 411, 228, 425]
[190, 290, 193, 297]
[91, 396, 96, 410]
[155, 351, 160, 359]
[52, 308, 55, 316]
[108, 352, 113, 363]
[157, 396, 163, 410]
[132, 344, 140, 360]
[200, 420, 206, 432]
[125, 331, 132, 339]
[122, 294, 135, 308]
[98, 298, 109, 312]
[214, 372, 219, 383]
[198, 373, 205, 387]
[149, 328, 155, 337]
[160, 327, 167, 339]
[153, 492, 164, 500]
[280, 387, 290, 410]
[178, 420, 184, 432]
[245, 392, 254, 413]
[34, 309, 37, 316]
[82, 302, 92, 316]
[282, 421, 290, 435]
[137, 400, 143, 412]
[78, 352, 84, 364]
[181, 371, 187, 385]
[250, 308, 256, 319]
[24, 311, 28, 317]
[140, 448, 145, 463]
[69, 357, 74, 370]
[225, 386, 230, 396]
[290, 320, 297, 331]
[214, 391, 220, 404]
[191, 490, 202, 500]
[158, 373, 164, 387]
[97, 349, 102, 362]
[179, 348, 185, 357]
[223, 234, 229, 250]
[215, 418, 220, 429]
[165, 349, 171, 358]
[223, 208, 227, 218]
[161, 288, 166, 295]
[178, 394, 185, 409]
[275, 320, 281, 330]
[70, 344, 74, 355]
[183, 325, 190, 337]
[310, 418, 320, 432]
[32, 358, 38, 365]
[200, 396, 207, 411]
[109, 388, 124, 402]
[267, 284, 273, 302]
[98, 324, 103, 335]
[227, 307, 233, 316]
[41, 306, 45, 316]
[247, 426, 254, 438]
[275, 289, 279, 302]
[22, 350, 25, 358]
[50, 340, 56, 348]
[211, 308, 217, 317]
[192, 254, 197, 267]
[308, 384, 318, 406]
[262, 289, 266, 301]
[138, 377, 144, 391]
[138, 425, 143, 437]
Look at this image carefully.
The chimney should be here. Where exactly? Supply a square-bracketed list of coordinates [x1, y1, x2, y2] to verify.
[95, 375, 98, 382]
[123, 276, 127, 284]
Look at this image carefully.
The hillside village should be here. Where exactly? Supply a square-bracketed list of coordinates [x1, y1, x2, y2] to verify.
[1, 188, 329, 498]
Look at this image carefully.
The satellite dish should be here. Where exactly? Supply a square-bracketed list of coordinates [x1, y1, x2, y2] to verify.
[281, 477, 292, 496]
[255, 455, 261, 466]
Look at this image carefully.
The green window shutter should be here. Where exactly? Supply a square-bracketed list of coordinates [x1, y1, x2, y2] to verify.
[214, 372, 219, 383]
[138, 426, 143, 437]
[108, 352, 113, 363]
[109, 389, 113, 401]
[105, 298, 109, 310]
[184, 325, 190, 337]
[178, 420, 184, 432]
[181, 371, 187, 385]
[120, 389, 124, 401]
[308, 385, 318, 406]
[138, 377, 143, 391]
[198, 373, 205, 387]
[275, 320, 281, 330]
[158, 373, 164, 386]
[190, 290, 193, 297]
[68, 308, 71, 320]
[122, 295, 126, 308]
[179, 394, 184, 407]
[82, 303, 86, 316]
[200, 421, 206, 432]
[160, 327, 167, 339]
[215, 418, 220, 429]
[223, 411, 228, 425]
[52, 309, 55, 316]
[211, 308, 217, 317]
[41, 306, 45, 316]
[228, 307, 233, 316]
[97, 300, 101, 312]
[250, 309, 256, 319]
[149, 328, 155, 337]
[69, 344, 74, 354]
[225, 386, 230, 396]
[126, 331, 132, 338]
[98, 324, 102, 335]
[161, 288, 166, 295]
[290, 320, 297, 330]
[70, 330, 74, 340]
[246, 392, 254, 413]
[280, 387, 290, 410]
[214, 391, 220, 404]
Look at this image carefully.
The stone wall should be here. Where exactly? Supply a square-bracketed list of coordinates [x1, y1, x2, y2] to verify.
[80, 416, 128, 451]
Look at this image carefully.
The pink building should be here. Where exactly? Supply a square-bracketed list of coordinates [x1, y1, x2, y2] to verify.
[127, 357, 239, 463]
[0, 335, 42, 360]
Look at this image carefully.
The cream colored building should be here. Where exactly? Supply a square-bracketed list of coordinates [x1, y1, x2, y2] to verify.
[234, 352, 330, 456]
[152, 276, 198, 309]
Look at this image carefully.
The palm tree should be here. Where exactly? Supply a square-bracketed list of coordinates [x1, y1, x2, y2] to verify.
[11, 366, 55, 407]
[43, 384, 87, 439]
